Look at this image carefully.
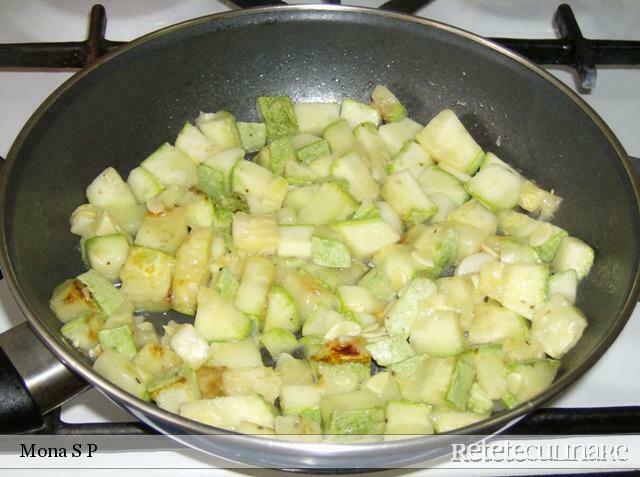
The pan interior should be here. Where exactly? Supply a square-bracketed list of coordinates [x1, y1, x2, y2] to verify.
[3, 8, 638, 431]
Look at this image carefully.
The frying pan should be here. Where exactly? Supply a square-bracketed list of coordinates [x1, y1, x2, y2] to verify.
[0, 4, 638, 470]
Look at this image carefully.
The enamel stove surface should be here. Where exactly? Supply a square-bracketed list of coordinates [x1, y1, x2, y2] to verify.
[0, 1, 639, 475]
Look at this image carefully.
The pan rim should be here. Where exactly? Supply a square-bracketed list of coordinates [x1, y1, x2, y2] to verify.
[1, 3, 639, 461]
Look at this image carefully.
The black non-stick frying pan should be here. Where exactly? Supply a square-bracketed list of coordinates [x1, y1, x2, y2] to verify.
[0, 4, 638, 469]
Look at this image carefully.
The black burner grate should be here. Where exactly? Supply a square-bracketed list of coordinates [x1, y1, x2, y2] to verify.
[1, 2, 640, 91]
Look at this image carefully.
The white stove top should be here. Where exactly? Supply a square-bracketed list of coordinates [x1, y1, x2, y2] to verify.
[1, 0, 639, 475]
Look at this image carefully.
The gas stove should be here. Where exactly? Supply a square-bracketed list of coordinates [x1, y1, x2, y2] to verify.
[0, 1, 639, 475]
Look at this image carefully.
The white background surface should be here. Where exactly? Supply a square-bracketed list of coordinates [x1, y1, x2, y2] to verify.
[0, 0, 639, 475]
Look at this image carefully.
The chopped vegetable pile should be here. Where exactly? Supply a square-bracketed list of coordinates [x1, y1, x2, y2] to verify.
[51, 85, 594, 439]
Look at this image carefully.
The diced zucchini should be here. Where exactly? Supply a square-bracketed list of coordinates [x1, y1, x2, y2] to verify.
[50, 279, 100, 323]
[446, 221, 488, 264]
[194, 287, 251, 342]
[498, 239, 540, 265]
[231, 159, 288, 210]
[408, 356, 456, 406]
[311, 236, 351, 268]
[498, 210, 539, 238]
[448, 200, 497, 236]
[61, 311, 104, 354]
[415, 109, 484, 175]
[410, 223, 459, 269]
[302, 306, 345, 337]
[291, 132, 325, 150]
[320, 390, 383, 433]
[214, 267, 239, 302]
[290, 161, 322, 187]
[196, 364, 226, 399]
[132, 342, 182, 383]
[340, 98, 381, 129]
[445, 360, 476, 410]
[519, 179, 563, 219]
[237, 121, 267, 153]
[373, 244, 432, 292]
[331, 151, 380, 202]
[235, 256, 275, 318]
[337, 285, 385, 314]
[135, 208, 188, 255]
[333, 218, 400, 259]
[268, 136, 296, 176]
[94, 349, 149, 400]
[297, 181, 358, 225]
[353, 122, 390, 182]
[296, 138, 331, 164]
[208, 338, 263, 368]
[175, 122, 219, 163]
[70, 204, 99, 237]
[552, 236, 594, 280]
[86, 167, 138, 211]
[548, 270, 578, 304]
[371, 85, 407, 123]
[257, 96, 299, 140]
[171, 228, 212, 315]
[280, 384, 322, 421]
[409, 310, 465, 357]
[277, 224, 312, 258]
[474, 345, 508, 399]
[323, 119, 359, 155]
[232, 212, 279, 255]
[77, 269, 129, 316]
[127, 167, 164, 203]
[500, 263, 549, 319]
[260, 328, 298, 360]
[193, 365, 226, 399]
[180, 395, 274, 431]
[506, 359, 560, 402]
[293, 102, 341, 136]
[282, 271, 339, 322]
[196, 111, 242, 151]
[149, 364, 201, 413]
[283, 184, 318, 212]
[363, 372, 401, 402]
[276, 355, 314, 385]
[141, 143, 198, 188]
[98, 324, 137, 360]
[467, 302, 528, 345]
[465, 163, 522, 211]
[382, 170, 437, 223]
[378, 118, 423, 156]
[84, 233, 130, 282]
[385, 276, 438, 338]
[358, 269, 396, 303]
[264, 286, 300, 334]
[366, 336, 415, 366]
[169, 324, 209, 369]
[301, 261, 368, 292]
[223, 366, 282, 405]
[501, 335, 546, 363]
[429, 408, 488, 433]
[198, 148, 243, 199]
[384, 400, 433, 436]
[428, 193, 458, 224]
[531, 294, 587, 358]
[418, 166, 468, 206]
[387, 141, 433, 178]
[327, 407, 385, 437]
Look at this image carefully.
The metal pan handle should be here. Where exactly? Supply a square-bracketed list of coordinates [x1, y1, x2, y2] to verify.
[0, 322, 88, 432]
[0, 155, 87, 432]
